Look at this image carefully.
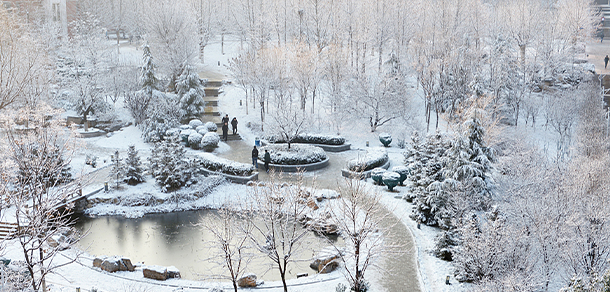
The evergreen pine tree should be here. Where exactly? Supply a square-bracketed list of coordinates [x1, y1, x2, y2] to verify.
[109, 150, 124, 189]
[141, 45, 158, 95]
[405, 131, 451, 227]
[124, 145, 145, 185]
[177, 65, 206, 121]
[443, 117, 495, 211]
[148, 137, 195, 192]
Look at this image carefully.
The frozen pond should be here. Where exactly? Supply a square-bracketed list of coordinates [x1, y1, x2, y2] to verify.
[74, 209, 342, 281]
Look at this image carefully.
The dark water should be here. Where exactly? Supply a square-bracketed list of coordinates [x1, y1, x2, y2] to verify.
[74, 139, 421, 291]
[73, 210, 341, 281]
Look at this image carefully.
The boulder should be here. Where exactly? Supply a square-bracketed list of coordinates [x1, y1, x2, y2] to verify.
[93, 257, 135, 273]
[319, 259, 340, 274]
[119, 258, 135, 272]
[167, 266, 181, 278]
[237, 273, 258, 288]
[306, 199, 319, 210]
[310, 247, 344, 273]
[143, 265, 168, 280]
[101, 259, 120, 273]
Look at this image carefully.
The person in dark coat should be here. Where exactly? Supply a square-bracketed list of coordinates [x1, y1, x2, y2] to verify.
[222, 114, 230, 125]
[222, 122, 229, 141]
[231, 117, 238, 134]
[252, 146, 259, 168]
[264, 150, 271, 173]
[605, 55, 609, 69]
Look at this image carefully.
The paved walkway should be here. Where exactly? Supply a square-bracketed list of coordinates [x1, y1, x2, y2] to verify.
[587, 40, 610, 74]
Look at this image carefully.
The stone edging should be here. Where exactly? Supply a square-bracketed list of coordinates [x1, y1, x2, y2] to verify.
[260, 140, 351, 152]
[199, 168, 259, 184]
[313, 143, 351, 152]
[77, 129, 107, 138]
[260, 156, 330, 172]
[340, 158, 391, 179]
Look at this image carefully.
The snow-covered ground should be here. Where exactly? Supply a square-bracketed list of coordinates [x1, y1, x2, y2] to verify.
[1, 32, 583, 291]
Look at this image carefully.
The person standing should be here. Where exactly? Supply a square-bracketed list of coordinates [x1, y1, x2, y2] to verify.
[264, 150, 271, 173]
[222, 114, 230, 125]
[231, 117, 238, 134]
[252, 146, 259, 169]
[222, 122, 229, 142]
[605, 55, 609, 69]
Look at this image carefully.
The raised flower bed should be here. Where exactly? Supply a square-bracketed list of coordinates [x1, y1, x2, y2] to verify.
[258, 144, 329, 172]
[195, 153, 258, 184]
[265, 133, 351, 152]
[341, 147, 390, 179]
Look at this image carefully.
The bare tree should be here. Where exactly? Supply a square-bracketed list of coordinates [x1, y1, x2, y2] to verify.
[200, 206, 254, 292]
[144, 0, 198, 90]
[267, 103, 312, 149]
[246, 173, 311, 292]
[326, 178, 389, 292]
[0, 7, 47, 112]
[344, 73, 410, 132]
[0, 105, 85, 292]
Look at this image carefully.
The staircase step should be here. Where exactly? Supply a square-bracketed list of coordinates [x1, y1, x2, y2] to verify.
[206, 80, 223, 87]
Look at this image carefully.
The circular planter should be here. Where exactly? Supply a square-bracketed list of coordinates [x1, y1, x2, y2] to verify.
[261, 156, 330, 172]
[379, 133, 392, 147]
[371, 168, 387, 185]
[382, 171, 401, 191]
[392, 166, 410, 185]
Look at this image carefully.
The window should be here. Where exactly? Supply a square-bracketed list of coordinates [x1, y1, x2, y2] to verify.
[52, 3, 60, 22]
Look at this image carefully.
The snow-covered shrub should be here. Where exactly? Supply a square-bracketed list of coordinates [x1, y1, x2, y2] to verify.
[201, 132, 220, 151]
[179, 125, 192, 130]
[140, 93, 180, 143]
[196, 153, 255, 176]
[195, 125, 207, 134]
[124, 146, 145, 185]
[188, 132, 203, 149]
[165, 128, 180, 138]
[346, 148, 388, 172]
[188, 119, 203, 128]
[268, 133, 346, 145]
[148, 138, 196, 192]
[259, 144, 327, 165]
[204, 121, 217, 132]
[180, 129, 195, 143]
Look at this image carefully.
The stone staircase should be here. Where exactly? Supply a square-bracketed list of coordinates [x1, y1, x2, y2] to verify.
[202, 80, 223, 117]
[0, 222, 18, 240]
[597, 1, 610, 36]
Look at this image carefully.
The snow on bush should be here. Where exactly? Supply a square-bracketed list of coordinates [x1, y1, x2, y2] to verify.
[196, 153, 255, 176]
[179, 125, 192, 130]
[180, 129, 195, 142]
[347, 147, 388, 172]
[188, 119, 203, 128]
[204, 121, 217, 132]
[188, 132, 203, 149]
[260, 144, 327, 165]
[195, 125, 207, 134]
[268, 133, 346, 145]
[200, 132, 220, 151]
[165, 128, 180, 138]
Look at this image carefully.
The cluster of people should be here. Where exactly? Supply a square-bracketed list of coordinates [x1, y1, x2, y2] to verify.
[252, 146, 271, 173]
[221, 114, 238, 142]
[220, 113, 272, 173]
